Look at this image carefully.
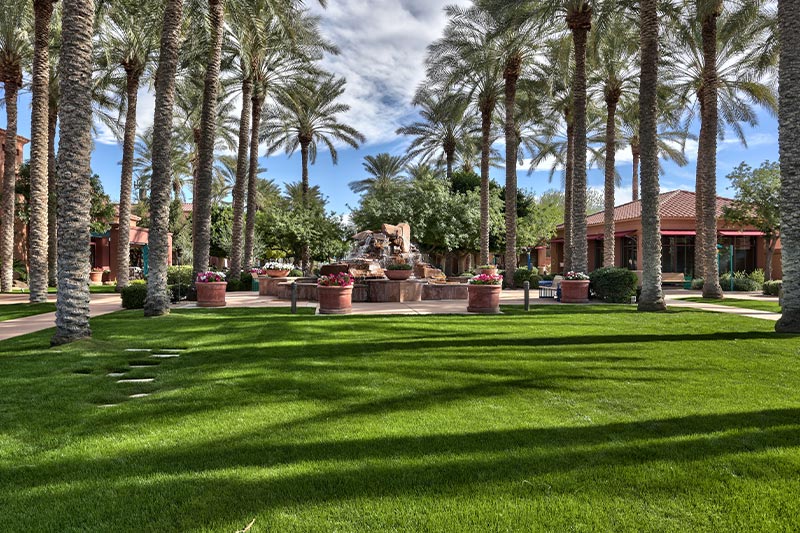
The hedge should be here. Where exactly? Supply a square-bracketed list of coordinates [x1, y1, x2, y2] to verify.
[764, 280, 782, 296]
[590, 267, 639, 303]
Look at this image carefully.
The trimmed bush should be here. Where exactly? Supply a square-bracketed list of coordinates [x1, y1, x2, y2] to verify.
[226, 279, 243, 292]
[763, 280, 782, 296]
[691, 278, 704, 290]
[590, 267, 639, 303]
[289, 269, 303, 277]
[167, 265, 193, 285]
[169, 283, 190, 303]
[513, 268, 533, 287]
[121, 283, 148, 309]
[720, 271, 761, 292]
[240, 272, 254, 287]
[529, 274, 542, 289]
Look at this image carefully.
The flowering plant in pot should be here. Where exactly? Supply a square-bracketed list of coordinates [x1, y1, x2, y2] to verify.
[561, 271, 590, 303]
[317, 272, 354, 314]
[385, 263, 413, 280]
[89, 267, 104, 283]
[478, 264, 498, 276]
[195, 271, 227, 307]
[467, 273, 502, 313]
[264, 262, 292, 278]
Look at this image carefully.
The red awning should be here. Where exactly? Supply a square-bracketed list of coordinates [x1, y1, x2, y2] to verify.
[661, 230, 696, 236]
[719, 230, 764, 237]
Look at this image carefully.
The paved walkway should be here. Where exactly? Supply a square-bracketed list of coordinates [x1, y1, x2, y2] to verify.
[664, 290, 781, 322]
[0, 293, 123, 342]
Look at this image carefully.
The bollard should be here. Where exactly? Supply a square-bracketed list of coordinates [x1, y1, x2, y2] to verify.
[523, 281, 530, 311]
[291, 282, 297, 314]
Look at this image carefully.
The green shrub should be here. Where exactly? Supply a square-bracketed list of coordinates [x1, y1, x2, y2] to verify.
[240, 272, 254, 287]
[226, 279, 243, 292]
[529, 274, 542, 289]
[169, 283, 190, 303]
[541, 274, 555, 281]
[720, 271, 761, 292]
[387, 263, 413, 270]
[749, 268, 766, 286]
[167, 265, 193, 285]
[289, 269, 304, 277]
[513, 268, 533, 287]
[121, 283, 148, 309]
[691, 278, 704, 290]
[764, 280, 782, 296]
[590, 267, 639, 303]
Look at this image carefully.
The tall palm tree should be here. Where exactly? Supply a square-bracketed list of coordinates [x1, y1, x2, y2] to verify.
[192, 0, 227, 283]
[637, 0, 667, 312]
[132, 127, 193, 201]
[144, 0, 185, 317]
[52, 0, 95, 344]
[397, 88, 475, 181]
[47, 15, 61, 288]
[262, 74, 365, 270]
[96, 0, 160, 290]
[776, 0, 800, 333]
[0, 0, 32, 293]
[428, 4, 503, 265]
[348, 153, 409, 194]
[28, 0, 56, 303]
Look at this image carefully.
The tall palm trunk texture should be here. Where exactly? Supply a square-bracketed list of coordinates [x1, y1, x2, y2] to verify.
[300, 138, 311, 271]
[115, 69, 142, 291]
[637, 0, 667, 312]
[229, 75, 252, 278]
[192, 0, 226, 281]
[52, 0, 96, 345]
[567, 6, 592, 274]
[503, 55, 521, 287]
[244, 94, 263, 269]
[631, 141, 640, 202]
[603, 87, 621, 267]
[479, 104, 492, 265]
[564, 117, 575, 272]
[144, 0, 185, 317]
[1, 82, 19, 293]
[47, 105, 58, 287]
[776, 0, 800, 333]
[28, 0, 55, 303]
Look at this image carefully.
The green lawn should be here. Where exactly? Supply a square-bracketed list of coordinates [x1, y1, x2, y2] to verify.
[680, 297, 782, 314]
[0, 302, 56, 321]
[1, 306, 799, 532]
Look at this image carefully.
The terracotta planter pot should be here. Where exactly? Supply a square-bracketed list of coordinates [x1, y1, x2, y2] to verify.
[196, 281, 227, 307]
[479, 267, 498, 276]
[89, 271, 103, 283]
[266, 269, 291, 278]
[467, 284, 502, 314]
[385, 269, 413, 281]
[561, 279, 590, 303]
[318, 285, 353, 314]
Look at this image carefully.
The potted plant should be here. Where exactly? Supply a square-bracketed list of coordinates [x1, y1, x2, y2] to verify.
[317, 272, 354, 314]
[467, 273, 503, 314]
[89, 267, 104, 284]
[385, 263, 413, 281]
[264, 262, 292, 278]
[478, 264, 498, 276]
[195, 271, 227, 307]
[561, 271, 590, 303]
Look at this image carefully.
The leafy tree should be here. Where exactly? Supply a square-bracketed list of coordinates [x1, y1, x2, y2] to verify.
[723, 161, 781, 280]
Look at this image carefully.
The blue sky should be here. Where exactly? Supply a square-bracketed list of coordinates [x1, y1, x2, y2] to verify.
[2, 0, 779, 217]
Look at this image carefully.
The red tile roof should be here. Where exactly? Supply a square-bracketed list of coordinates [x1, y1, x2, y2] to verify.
[567, 190, 734, 228]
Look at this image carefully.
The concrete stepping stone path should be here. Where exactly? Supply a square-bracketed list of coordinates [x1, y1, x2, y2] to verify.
[151, 353, 180, 359]
[117, 378, 155, 384]
[107, 372, 126, 377]
[129, 393, 150, 399]
[125, 349, 152, 352]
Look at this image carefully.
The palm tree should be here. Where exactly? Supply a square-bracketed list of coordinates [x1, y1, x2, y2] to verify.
[397, 88, 475, 181]
[27, 0, 56, 303]
[51, 0, 95, 344]
[673, 1, 777, 297]
[192, 0, 227, 283]
[96, 0, 160, 290]
[428, 4, 503, 265]
[144, 0, 185, 317]
[47, 16, 61, 288]
[0, 0, 31, 293]
[262, 74, 365, 270]
[776, 0, 800, 333]
[132, 128, 192, 201]
[637, 0, 667, 312]
[348, 153, 409, 194]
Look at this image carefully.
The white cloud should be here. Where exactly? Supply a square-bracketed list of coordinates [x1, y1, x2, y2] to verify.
[93, 86, 157, 145]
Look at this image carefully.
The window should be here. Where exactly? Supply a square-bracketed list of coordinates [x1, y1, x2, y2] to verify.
[718, 237, 757, 274]
[621, 236, 638, 270]
[661, 236, 695, 276]
[594, 240, 604, 270]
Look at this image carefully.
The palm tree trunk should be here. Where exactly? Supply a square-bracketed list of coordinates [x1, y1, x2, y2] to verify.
[631, 142, 640, 203]
[603, 90, 620, 268]
[637, 0, 666, 312]
[47, 105, 58, 287]
[479, 104, 492, 265]
[244, 94, 263, 269]
[568, 6, 592, 274]
[115, 70, 142, 291]
[503, 56, 521, 287]
[144, 0, 184, 317]
[446, 150, 455, 181]
[52, 0, 95, 344]
[1, 82, 20, 293]
[698, 7, 723, 299]
[192, 0, 226, 281]
[300, 139, 311, 272]
[28, 0, 55, 303]
[564, 116, 575, 273]
[229, 75, 252, 278]
[776, 0, 800, 332]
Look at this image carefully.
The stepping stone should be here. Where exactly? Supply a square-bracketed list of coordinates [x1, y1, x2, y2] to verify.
[125, 349, 151, 352]
[159, 349, 183, 353]
[129, 393, 150, 399]
[117, 378, 155, 384]
[151, 353, 180, 359]
[98, 404, 118, 408]
[107, 372, 126, 377]
[129, 364, 156, 369]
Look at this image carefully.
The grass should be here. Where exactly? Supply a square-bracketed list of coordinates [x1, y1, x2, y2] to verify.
[679, 297, 782, 314]
[1, 305, 799, 532]
[0, 302, 56, 321]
